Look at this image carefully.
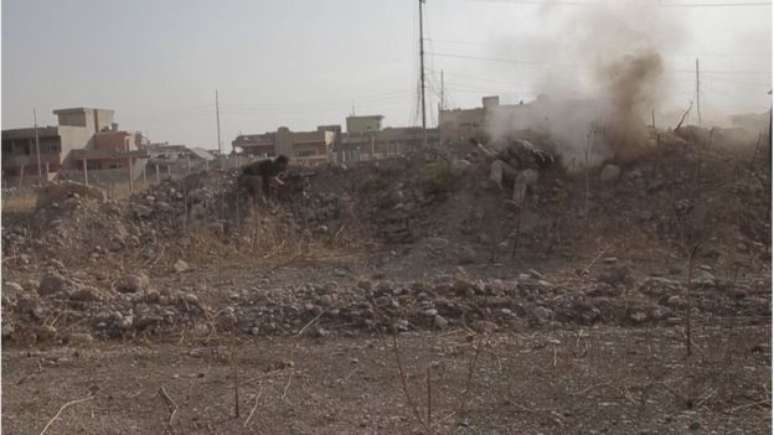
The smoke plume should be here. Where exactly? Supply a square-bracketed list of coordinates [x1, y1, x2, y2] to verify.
[488, 1, 683, 168]
[600, 49, 664, 160]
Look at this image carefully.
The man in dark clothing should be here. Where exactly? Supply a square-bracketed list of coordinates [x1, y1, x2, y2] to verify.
[240, 155, 289, 199]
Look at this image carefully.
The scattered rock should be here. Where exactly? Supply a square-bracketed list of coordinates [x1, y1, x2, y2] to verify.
[117, 272, 150, 293]
[38, 271, 72, 296]
[665, 295, 687, 309]
[173, 260, 190, 273]
[2, 322, 15, 338]
[628, 311, 648, 324]
[433, 315, 449, 329]
[532, 306, 554, 325]
[36, 324, 58, 342]
[70, 286, 107, 302]
[692, 270, 716, 287]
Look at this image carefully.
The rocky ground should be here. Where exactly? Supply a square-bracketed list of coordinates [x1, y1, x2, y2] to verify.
[2, 127, 771, 433]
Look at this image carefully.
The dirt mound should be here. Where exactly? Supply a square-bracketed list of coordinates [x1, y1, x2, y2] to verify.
[2, 127, 770, 346]
[35, 181, 106, 209]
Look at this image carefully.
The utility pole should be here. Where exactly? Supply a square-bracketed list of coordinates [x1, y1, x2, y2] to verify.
[216, 90, 223, 155]
[768, 90, 772, 189]
[33, 108, 42, 182]
[695, 58, 702, 126]
[440, 70, 445, 111]
[419, 0, 427, 147]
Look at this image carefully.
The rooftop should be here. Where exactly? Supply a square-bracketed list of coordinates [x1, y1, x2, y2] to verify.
[2, 126, 60, 139]
[347, 115, 384, 120]
[52, 107, 115, 114]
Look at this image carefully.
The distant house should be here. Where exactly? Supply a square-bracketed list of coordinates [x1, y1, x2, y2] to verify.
[2, 107, 148, 185]
[336, 115, 439, 163]
[438, 95, 554, 146]
[232, 125, 340, 166]
[346, 115, 383, 134]
[141, 143, 215, 176]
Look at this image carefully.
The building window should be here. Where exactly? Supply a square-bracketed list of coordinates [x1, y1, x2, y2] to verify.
[2, 142, 11, 154]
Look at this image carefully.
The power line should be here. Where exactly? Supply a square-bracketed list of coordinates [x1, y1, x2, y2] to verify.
[427, 51, 553, 65]
[658, 1, 771, 7]
[424, 38, 491, 46]
[472, 0, 771, 6]
[428, 51, 772, 75]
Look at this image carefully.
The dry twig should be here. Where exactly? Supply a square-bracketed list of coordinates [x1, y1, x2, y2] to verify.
[39, 395, 94, 435]
[243, 388, 264, 428]
[296, 310, 325, 337]
[426, 366, 433, 430]
[281, 371, 293, 403]
[392, 334, 429, 431]
[158, 386, 177, 426]
[458, 336, 484, 416]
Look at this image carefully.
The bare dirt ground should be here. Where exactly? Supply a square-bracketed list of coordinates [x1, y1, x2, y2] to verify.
[3, 323, 770, 434]
[2, 129, 772, 433]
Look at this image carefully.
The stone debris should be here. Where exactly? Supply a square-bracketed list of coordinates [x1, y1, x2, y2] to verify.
[117, 272, 150, 293]
[173, 260, 190, 274]
[1, 136, 770, 345]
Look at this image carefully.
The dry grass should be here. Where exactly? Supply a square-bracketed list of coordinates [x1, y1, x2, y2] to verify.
[181, 204, 372, 271]
[1, 180, 155, 213]
[100, 181, 153, 200]
[2, 193, 37, 213]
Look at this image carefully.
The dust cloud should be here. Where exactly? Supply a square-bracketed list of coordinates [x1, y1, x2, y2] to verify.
[489, 1, 684, 167]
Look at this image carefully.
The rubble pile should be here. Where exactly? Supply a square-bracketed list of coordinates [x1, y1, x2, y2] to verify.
[1, 265, 210, 343]
[2, 260, 768, 343]
[3, 189, 143, 266]
[2, 126, 770, 345]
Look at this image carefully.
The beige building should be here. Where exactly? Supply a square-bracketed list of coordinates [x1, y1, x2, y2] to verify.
[438, 95, 551, 146]
[346, 115, 383, 134]
[336, 115, 439, 163]
[2, 107, 147, 185]
[233, 125, 340, 166]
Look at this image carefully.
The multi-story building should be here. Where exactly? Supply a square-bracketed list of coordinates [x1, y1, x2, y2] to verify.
[232, 125, 340, 166]
[438, 95, 551, 146]
[2, 107, 148, 185]
[346, 115, 383, 134]
[232, 133, 277, 157]
[335, 115, 439, 163]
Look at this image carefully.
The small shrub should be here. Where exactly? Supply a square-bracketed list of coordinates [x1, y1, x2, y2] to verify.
[421, 161, 461, 194]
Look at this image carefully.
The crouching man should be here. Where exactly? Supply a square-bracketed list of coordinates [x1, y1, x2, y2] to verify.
[239, 155, 289, 201]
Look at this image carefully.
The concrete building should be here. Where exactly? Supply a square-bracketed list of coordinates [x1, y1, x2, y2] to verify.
[233, 125, 340, 166]
[232, 133, 277, 157]
[2, 107, 147, 185]
[335, 115, 439, 163]
[438, 95, 551, 146]
[142, 143, 214, 177]
[346, 115, 383, 134]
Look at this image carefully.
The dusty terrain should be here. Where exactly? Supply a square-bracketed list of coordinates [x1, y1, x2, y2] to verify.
[2, 127, 771, 434]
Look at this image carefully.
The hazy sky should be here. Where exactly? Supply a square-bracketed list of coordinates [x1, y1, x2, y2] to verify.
[2, 0, 772, 149]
